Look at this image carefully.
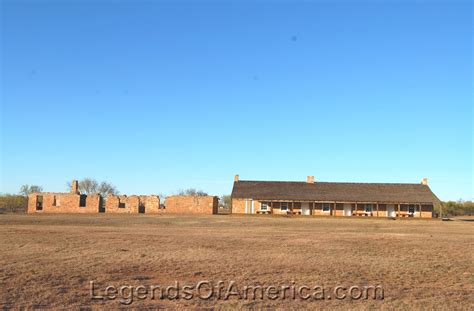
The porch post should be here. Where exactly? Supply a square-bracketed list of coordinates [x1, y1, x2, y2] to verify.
[355, 202, 358, 216]
[291, 201, 294, 214]
[333, 201, 336, 216]
[270, 201, 273, 214]
[419, 204, 422, 218]
[397, 203, 401, 217]
[376, 203, 379, 217]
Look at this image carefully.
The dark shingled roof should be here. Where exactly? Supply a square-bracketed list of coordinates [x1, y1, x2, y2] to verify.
[231, 180, 441, 204]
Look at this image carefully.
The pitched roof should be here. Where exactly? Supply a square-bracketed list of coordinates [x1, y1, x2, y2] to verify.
[231, 180, 440, 204]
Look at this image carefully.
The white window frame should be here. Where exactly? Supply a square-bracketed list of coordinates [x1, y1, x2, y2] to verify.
[261, 202, 268, 211]
[364, 204, 373, 213]
[322, 203, 331, 213]
[280, 202, 288, 211]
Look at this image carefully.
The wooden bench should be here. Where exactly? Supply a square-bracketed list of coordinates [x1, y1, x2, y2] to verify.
[397, 213, 414, 218]
[256, 210, 271, 215]
[353, 211, 371, 216]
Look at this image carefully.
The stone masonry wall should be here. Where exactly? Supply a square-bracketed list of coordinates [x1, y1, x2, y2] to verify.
[138, 195, 162, 214]
[165, 196, 218, 214]
[105, 195, 140, 213]
[105, 195, 161, 214]
[27, 192, 100, 213]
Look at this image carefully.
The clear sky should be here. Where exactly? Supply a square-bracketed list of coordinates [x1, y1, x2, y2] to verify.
[1, 0, 472, 200]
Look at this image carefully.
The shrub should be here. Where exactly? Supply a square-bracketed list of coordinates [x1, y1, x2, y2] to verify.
[0, 195, 28, 213]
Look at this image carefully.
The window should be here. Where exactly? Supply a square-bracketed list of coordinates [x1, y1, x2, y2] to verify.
[408, 204, 416, 214]
[79, 195, 87, 207]
[52, 196, 60, 207]
[36, 195, 43, 211]
[118, 202, 126, 208]
[364, 204, 373, 213]
[280, 202, 288, 211]
[322, 203, 331, 212]
[261, 202, 268, 211]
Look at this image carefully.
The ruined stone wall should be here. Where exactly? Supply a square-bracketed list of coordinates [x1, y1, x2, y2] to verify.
[139, 195, 161, 214]
[105, 195, 139, 213]
[165, 196, 218, 214]
[105, 195, 161, 214]
[27, 192, 100, 213]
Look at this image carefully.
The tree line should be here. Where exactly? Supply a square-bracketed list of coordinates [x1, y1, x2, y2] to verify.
[435, 200, 474, 217]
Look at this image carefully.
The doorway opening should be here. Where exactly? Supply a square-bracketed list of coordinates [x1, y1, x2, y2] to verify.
[139, 202, 145, 214]
[36, 195, 43, 211]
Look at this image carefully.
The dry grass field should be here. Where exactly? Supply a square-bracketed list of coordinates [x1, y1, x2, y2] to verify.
[0, 214, 473, 310]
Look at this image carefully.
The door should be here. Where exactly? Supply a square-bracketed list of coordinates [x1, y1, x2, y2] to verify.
[387, 204, 395, 217]
[343, 204, 352, 216]
[245, 199, 253, 214]
[301, 203, 310, 215]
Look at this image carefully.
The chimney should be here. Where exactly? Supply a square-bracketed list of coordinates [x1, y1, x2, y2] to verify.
[421, 178, 428, 185]
[234, 175, 239, 182]
[71, 180, 79, 194]
[306, 176, 314, 183]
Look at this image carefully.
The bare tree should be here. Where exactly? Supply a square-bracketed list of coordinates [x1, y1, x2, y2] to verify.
[67, 178, 118, 197]
[97, 181, 118, 196]
[19, 185, 43, 196]
[79, 178, 98, 194]
[220, 194, 231, 208]
[176, 188, 208, 196]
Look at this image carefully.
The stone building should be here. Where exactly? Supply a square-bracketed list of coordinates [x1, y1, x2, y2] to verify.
[231, 175, 440, 218]
[28, 180, 219, 215]
[28, 180, 102, 213]
[28, 180, 161, 214]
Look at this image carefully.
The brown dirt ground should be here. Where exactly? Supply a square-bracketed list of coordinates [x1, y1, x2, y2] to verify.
[0, 214, 473, 310]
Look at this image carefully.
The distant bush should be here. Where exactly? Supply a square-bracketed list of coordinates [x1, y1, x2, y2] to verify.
[0, 195, 28, 213]
[436, 201, 474, 217]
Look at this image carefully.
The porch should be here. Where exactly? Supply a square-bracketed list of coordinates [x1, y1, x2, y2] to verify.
[253, 200, 432, 218]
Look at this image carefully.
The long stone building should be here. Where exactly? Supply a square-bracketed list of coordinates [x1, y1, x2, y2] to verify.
[28, 180, 218, 215]
[231, 175, 440, 218]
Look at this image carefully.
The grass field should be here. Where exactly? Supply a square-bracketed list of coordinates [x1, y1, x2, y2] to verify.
[0, 214, 472, 310]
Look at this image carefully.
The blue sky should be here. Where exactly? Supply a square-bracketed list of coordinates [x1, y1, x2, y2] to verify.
[1, 0, 472, 200]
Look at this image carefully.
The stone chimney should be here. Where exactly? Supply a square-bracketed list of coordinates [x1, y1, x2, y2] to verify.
[421, 178, 428, 185]
[71, 180, 79, 194]
[234, 175, 239, 182]
[306, 176, 315, 183]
